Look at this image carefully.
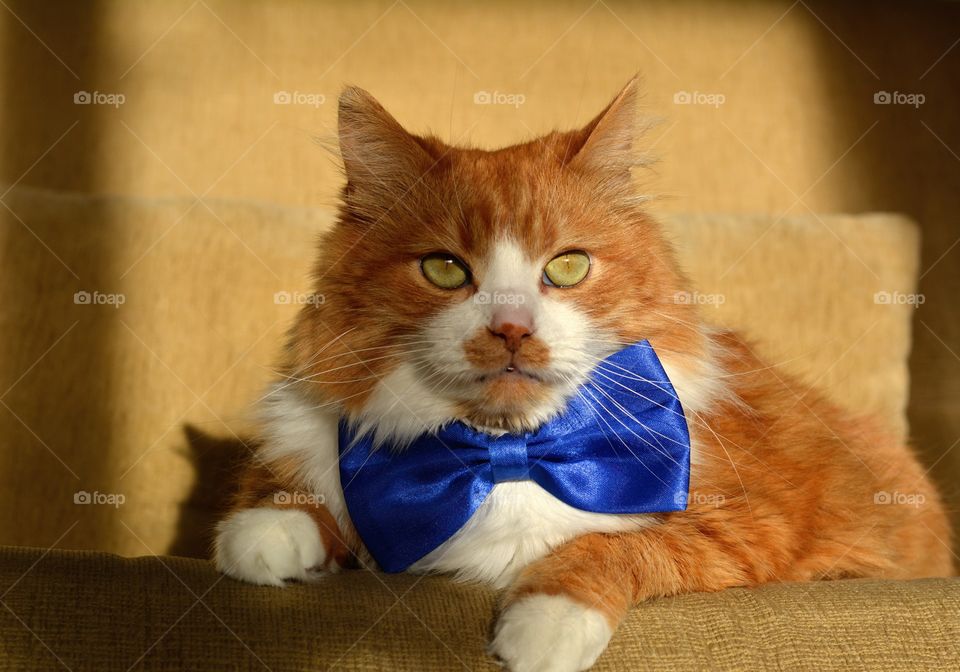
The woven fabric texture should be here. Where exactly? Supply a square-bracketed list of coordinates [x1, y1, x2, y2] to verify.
[0, 546, 957, 671]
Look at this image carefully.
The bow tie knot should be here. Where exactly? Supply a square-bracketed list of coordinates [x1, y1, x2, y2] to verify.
[489, 433, 531, 482]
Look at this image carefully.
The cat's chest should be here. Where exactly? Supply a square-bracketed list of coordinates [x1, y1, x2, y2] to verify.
[408, 481, 651, 588]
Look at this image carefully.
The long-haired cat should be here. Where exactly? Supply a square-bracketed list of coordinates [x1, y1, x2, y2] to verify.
[214, 78, 953, 672]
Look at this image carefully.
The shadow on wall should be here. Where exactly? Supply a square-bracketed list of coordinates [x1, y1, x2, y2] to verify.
[167, 425, 254, 558]
[0, 2, 121, 549]
[803, 0, 960, 549]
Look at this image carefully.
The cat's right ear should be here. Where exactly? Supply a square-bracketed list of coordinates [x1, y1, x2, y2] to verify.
[338, 87, 433, 216]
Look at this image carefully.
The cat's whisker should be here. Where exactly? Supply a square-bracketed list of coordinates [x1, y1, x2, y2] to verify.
[575, 385, 675, 489]
[412, 361, 460, 394]
[578, 337, 690, 358]
[270, 347, 436, 397]
[647, 310, 711, 337]
[593, 363, 672, 385]
[276, 350, 434, 385]
[271, 340, 437, 381]
[297, 347, 437, 379]
[585, 374, 762, 499]
[585, 335, 820, 380]
[302, 373, 398, 384]
[585, 382, 737, 496]
[287, 325, 361, 377]
[592, 351, 758, 513]
[594, 359, 792, 495]
[586, 382, 688, 452]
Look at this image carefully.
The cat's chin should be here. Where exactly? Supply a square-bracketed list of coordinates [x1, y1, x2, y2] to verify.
[483, 370, 545, 401]
[455, 373, 567, 433]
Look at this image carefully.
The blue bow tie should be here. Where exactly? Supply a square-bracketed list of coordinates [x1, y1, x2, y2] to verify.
[338, 340, 690, 572]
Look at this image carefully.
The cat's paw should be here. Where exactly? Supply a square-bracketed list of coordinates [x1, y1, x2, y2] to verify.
[214, 508, 329, 586]
[490, 595, 613, 672]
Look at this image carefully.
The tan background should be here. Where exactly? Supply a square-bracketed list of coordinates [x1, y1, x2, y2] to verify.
[0, 0, 958, 557]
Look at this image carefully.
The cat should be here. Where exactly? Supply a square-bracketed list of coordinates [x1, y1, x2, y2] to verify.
[213, 77, 953, 672]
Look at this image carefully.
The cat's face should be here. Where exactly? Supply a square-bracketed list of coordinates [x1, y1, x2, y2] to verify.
[289, 79, 700, 437]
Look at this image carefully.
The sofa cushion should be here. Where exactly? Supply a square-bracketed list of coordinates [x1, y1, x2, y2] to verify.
[0, 546, 957, 671]
[0, 185, 923, 557]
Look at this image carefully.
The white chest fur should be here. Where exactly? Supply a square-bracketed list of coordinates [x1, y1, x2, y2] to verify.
[259, 384, 651, 587]
[411, 481, 650, 587]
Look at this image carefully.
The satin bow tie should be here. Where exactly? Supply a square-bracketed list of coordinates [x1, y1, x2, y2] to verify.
[338, 340, 691, 572]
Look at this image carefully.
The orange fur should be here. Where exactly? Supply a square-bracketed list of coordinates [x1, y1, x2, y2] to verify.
[229, 457, 355, 569]
[221, 78, 953, 639]
[507, 333, 953, 626]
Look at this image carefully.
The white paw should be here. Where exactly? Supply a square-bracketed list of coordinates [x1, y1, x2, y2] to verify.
[490, 595, 613, 672]
[214, 508, 328, 586]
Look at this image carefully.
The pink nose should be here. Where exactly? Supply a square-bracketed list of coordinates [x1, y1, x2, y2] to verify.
[490, 307, 534, 353]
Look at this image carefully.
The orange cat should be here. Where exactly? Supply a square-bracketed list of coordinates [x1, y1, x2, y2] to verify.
[214, 78, 953, 672]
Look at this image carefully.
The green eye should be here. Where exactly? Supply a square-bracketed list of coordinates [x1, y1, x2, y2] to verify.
[420, 253, 470, 289]
[543, 251, 591, 287]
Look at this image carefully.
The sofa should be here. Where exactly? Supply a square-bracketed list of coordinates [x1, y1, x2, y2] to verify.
[1, 0, 958, 669]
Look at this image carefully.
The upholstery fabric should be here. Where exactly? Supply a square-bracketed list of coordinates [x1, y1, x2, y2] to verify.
[0, 185, 923, 558]
[0, 545, 957, 671]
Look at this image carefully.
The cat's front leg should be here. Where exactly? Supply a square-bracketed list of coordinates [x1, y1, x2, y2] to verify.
[491, 514, 762, 672]
[213, 458, 353, 586]
[490, 542, 625, 672]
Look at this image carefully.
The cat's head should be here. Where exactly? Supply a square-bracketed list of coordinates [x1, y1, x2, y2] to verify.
[288, 78, 705, 442]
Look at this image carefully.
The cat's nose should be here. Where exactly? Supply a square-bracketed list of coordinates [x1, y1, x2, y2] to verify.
[489, 306, 534, 353]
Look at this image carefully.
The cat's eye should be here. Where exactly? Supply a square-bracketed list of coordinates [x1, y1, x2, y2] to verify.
[420, 253, 471, 289]
[543, 251, 591, 288]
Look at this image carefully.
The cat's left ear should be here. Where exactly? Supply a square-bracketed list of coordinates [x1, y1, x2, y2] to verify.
[564, 76, 639, 182]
